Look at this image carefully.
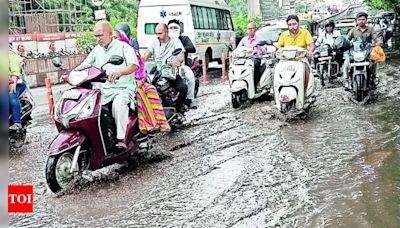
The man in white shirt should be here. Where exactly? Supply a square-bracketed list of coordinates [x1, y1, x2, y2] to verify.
[142, 23, 188, 115]
[81, 20, 139, 149]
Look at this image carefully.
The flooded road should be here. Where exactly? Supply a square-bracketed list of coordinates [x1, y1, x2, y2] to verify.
[9, 47, 399, 227]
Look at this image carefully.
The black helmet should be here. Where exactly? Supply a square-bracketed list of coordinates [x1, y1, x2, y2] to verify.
[115, 22, 131, 39]
[356, 12, 368, 19]
[325, 20, 335, 29]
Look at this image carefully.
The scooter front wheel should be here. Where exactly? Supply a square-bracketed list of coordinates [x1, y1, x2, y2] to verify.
[354, 74, 365, 102]
[46, 152, 75, 193]
[280, 100, 295, 113]
[232, 94, 242, 109]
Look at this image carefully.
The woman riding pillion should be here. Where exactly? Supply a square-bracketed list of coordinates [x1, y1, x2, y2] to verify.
[112, 29, 171, 152]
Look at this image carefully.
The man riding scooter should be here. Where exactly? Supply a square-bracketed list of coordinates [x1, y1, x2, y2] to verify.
[79, 20, 139, 149]
[237, 22, 267, 91]
[9, 43, 27, 130]
[142, 23, 188, 119]
[168, 19, 197, 109]
[346, 12, 383, 89]
[314, 20, 343, 81]
[316, 21, 341, 47]
[277, 15, 316, 66]
[273, 14, 317, 115]
[277, 14, 316, 88]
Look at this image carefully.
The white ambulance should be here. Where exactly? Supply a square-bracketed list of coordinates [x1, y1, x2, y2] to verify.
[137, 0, 235, 68]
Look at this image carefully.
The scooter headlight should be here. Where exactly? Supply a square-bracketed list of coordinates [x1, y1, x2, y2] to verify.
[320, 51, 329, 57]
[76, 95, 97, 119]
[56, 94, 97, 127]
[353, 51, 367, 62]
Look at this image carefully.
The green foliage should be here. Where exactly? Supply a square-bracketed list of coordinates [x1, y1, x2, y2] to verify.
[295, 3, 307, 14]
[227, 0, 262, 37]
[39, 0, 139, 35]
[228, 0, 248, 17]
[367, 0, 400, 12]
[103, 0, 139, 38]
[76, 32, 96, 50]
[233, 16, 261, 37]
[109, 16, 137, 39]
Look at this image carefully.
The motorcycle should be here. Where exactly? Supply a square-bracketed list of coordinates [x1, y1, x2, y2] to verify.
[228, 40, 276, 109]
[46, 55, 141, 193]
[343, 39, 374, 102]
[147, 48, 186, 128]
[314, 43, 340, 86]
[9, 80, 34, 149]
[186, 53, 202, 98]
[273, 46, 316, 116]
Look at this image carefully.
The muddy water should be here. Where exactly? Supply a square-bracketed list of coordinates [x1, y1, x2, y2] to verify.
[282, 47, 400, 227]
[9, 49, 399, 227]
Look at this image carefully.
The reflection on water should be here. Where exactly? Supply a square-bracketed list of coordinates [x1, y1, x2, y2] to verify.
[281, 40, 400, 226]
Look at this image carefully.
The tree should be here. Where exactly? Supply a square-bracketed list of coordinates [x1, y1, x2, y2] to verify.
[295, 3, 307, 14]
[228, 0, 248, 18]
[227, 0, 262, 37]
[233, 16, 261, 37]
[77, 0, 139, 49]
[102, 0, 139, 37]
[366, 0, 400, 13]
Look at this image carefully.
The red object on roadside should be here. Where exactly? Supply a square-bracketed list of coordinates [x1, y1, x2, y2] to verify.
[45, 78, 55, 123]
[201, 55, 208, 85]
[221, 52, 227, 81]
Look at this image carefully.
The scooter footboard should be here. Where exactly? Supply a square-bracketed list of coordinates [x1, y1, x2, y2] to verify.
[48, 130, 86, 156]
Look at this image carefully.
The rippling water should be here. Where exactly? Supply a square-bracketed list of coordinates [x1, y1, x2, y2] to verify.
[9, 43, 400, 227]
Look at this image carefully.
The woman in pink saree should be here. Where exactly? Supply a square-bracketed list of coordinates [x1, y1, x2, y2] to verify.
[113, 29, 171, 134]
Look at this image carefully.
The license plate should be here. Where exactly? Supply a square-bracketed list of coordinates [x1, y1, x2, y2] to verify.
[62, 90, 81, 100]
[350, 62, 369, 67]
[234, 59, 246, 65]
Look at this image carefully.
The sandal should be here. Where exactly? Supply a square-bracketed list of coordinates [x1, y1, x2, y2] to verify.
[115, 141, 127, 149]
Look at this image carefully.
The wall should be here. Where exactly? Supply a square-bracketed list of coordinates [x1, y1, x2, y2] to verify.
[22, 54, 88, 88]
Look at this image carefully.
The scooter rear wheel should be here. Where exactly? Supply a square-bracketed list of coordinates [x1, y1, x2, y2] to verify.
[9, 128, 27, 149]
[46, 152, 75, 193]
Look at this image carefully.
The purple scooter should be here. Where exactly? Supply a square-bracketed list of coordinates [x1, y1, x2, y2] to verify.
[46, 55, 140, 193]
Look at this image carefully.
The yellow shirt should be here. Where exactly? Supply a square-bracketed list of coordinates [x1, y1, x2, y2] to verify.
[277, 28, 314, 49]
[9, 49, 21, 78]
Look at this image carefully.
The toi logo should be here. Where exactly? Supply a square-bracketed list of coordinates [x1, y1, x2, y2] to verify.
[8, 185, 33, 213]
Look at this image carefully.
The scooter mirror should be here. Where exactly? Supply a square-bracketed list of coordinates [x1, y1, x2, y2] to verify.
[150, 65, 157, 74]
[172, 48, 183, 56]
[225, 43, 233, 51]
[52, 57, 63, 68]
[265, 40, 273, 46]
[107, 55, 124, 65]
[256, 40, 268, 46]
